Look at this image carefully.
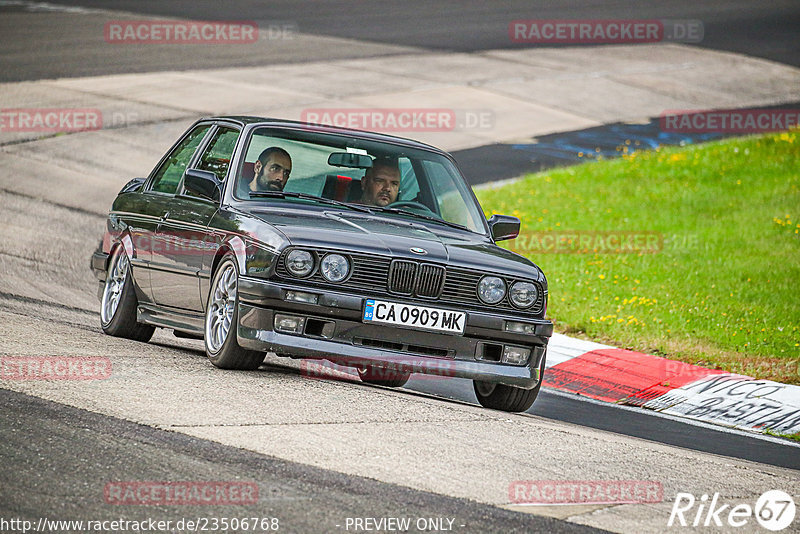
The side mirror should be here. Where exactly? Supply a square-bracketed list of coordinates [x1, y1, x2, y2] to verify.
[183, 169, 221, 201]
[488, 214, 520, 242]
[120, 177, 146, 194]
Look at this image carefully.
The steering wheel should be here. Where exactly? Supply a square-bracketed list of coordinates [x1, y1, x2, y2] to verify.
[389, 200, 436, 215]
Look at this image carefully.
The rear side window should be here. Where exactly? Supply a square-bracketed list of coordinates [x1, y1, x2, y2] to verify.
[150, 125, 210, 194]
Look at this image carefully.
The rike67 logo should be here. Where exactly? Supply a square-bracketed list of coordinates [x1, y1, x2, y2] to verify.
[668, 490, 796, 531]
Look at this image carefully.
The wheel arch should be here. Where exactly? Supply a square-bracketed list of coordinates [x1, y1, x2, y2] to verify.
[107, 232, 135, 271]
[211, 234, 246, 278]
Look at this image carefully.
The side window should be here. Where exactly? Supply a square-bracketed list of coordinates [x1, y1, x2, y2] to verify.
[422, 160, 471, 227]
[196, 127, 240, 181]
[150, 125, 210, 194]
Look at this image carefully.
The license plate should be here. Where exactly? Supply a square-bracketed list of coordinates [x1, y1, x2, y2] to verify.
[363, 299, 466, 335]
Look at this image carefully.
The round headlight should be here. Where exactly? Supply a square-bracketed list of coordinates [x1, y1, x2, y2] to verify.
[285, 249, 314, 277]
[509, 281, 539, 308]
[320, 254, 349, 282]
[478, 276, 506, 304]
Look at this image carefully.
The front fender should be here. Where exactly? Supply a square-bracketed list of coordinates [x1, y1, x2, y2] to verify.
[225, 235, 247, 275]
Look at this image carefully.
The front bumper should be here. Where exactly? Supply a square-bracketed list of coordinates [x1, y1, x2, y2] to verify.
[91, 251, 109, 300]
[237, 276, 552, 389]
[91, 251, 108, 281]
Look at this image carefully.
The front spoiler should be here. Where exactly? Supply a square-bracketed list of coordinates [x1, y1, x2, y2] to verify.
[238, 304, 545, 389]
[236, 275, 552, 389]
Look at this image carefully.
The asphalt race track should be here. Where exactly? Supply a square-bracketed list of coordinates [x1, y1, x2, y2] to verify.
[1, 2, 799, 533]
[1, 0, 798, 81]
[0, 389, 598, 534]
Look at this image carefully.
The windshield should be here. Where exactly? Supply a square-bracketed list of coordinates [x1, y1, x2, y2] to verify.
[233, 126, 487, 234]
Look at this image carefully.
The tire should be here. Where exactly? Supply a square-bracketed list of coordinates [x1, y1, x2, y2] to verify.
[100, 246, 155, 342]
[204, 254, 264, 370]
[357, 363, 411, 388]
[473, 353, 547, 413]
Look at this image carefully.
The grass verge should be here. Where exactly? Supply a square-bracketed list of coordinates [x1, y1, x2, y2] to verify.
[475, 130, 800, 384]
[764, 429, 800, 443]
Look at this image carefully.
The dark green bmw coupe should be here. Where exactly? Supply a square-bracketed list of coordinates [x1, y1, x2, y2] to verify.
[91, 117, 552, 412]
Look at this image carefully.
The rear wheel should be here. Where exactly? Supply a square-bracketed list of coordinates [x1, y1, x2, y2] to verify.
[473, 353, 546, 412]
[357, 364, 411, 388]
[100, 246, 154, 342]
[204, 254, 264, 370]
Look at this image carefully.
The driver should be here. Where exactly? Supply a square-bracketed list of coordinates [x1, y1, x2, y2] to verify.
[359, 157, 399, 207]
[248, 147, 292, 192]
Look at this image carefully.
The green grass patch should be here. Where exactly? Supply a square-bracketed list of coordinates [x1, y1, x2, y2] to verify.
[476, 130, 800, 383]
[764, 428, 800, 443]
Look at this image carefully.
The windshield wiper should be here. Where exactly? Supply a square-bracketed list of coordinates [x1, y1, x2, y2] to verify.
[372, 206, 470, 231]
[248, 191, 373, 214]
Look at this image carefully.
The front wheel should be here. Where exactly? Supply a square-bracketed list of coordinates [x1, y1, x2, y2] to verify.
[473, 354, 546, 412]
[100, 246, 154, 342]
[204, 254, 264, 370]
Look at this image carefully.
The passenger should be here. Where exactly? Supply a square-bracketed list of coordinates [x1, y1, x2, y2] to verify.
[248, 147, 292, 192]
[359, 157, 400, 207]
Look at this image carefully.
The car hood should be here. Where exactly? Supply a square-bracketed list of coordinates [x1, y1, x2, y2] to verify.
[247, 208, 544, 282]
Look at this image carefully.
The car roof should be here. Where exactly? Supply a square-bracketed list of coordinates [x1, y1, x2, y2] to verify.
[209, 116, 449, 155]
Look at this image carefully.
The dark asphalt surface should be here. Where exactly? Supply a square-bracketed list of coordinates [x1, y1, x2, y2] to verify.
[403, 378, 800, 471]
[0, 388, 606, 534]
[0, 0, 797, 82]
